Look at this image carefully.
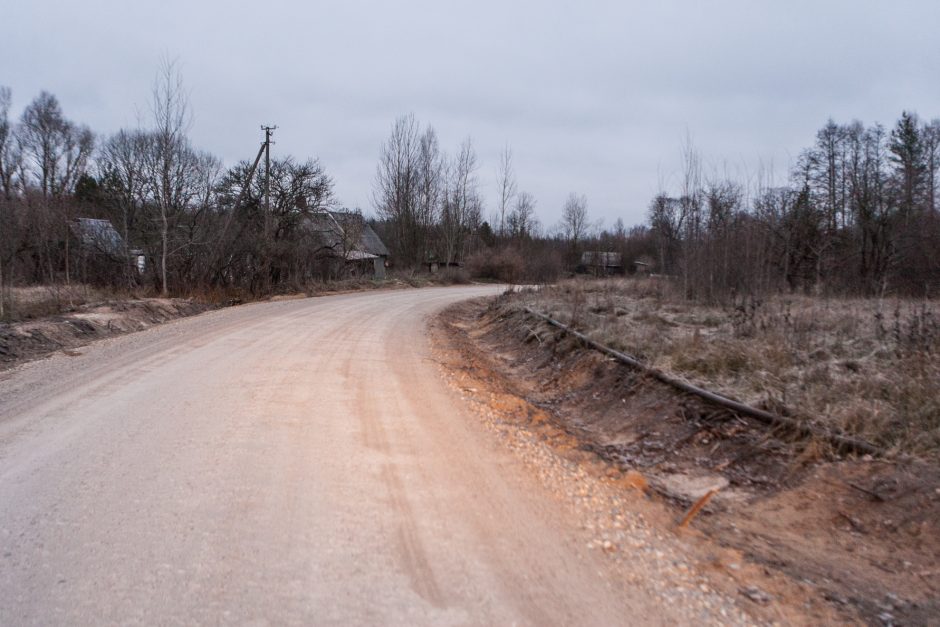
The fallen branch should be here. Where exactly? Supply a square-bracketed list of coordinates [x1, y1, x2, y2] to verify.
[524, 307, 883, 457]
[844, 481, 887, 502]
[678, 489, 718, 529]
[523, 325, 543, 345]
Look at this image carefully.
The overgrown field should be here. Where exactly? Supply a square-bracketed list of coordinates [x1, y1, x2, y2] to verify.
[502, 278, 940, 459]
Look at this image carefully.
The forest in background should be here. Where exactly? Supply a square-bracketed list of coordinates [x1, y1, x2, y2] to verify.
[2, 61, 939, 322]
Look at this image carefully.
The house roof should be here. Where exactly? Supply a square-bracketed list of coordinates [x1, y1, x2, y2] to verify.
[357, 223, 389, 257]
[306, 211, 389, 260]
[71, 218, 124, 256]
[328, 211, 389, 257]
[345, 250, 378, 261]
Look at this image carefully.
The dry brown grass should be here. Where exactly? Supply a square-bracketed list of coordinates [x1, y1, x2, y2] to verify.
[2, 284, 132, 321]
[1, 272, 478, 324]
[506, 278, 940, 459]
[4, 283, 244, 321]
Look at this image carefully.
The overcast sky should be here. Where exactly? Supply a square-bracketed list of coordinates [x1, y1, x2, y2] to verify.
[4, 1, 940, 229]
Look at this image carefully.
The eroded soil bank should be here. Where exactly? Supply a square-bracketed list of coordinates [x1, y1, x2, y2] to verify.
[0, 299, 212, 369]
[437, 296, 940, 626]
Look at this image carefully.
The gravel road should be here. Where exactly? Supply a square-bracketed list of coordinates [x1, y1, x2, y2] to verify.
[0, 286, 705, 625]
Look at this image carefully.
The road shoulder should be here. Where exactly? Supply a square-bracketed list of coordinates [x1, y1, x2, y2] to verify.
[431, 297, 856, 625]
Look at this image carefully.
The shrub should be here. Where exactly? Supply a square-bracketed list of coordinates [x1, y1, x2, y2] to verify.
[439, 267, 471, 285]
[466, 245, 563, 284]
[466, 247, 525, 283]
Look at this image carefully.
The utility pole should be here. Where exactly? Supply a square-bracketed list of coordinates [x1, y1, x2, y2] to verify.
[260, 125, 277, 290]
[204, 126, 275, 286]
[261, 124, 277, 218]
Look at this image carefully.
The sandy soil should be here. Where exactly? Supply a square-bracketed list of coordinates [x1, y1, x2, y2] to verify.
[0, 298, 211, 368]
[0, 286, 757, 625]
[437, 297, 940, 626]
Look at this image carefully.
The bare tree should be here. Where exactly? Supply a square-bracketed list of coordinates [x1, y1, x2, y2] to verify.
[415, 126, 443, 262]
[440, 138, 482, 265]
[612, 217, 627, 240]
[175, 149, 222, 285]
[334, 208, 367, 268]
[215, 155, 334, 290]
[920, 118, 940, 214]
[18, 91, 63, 197]
[803, 119, 849, 231]
[0, 87, 14, 317]
[648, 193, 682, 274]
[98, 129, 153, 284]
[560, 192, 589, 264]
[496, 144, 517, 237]
[373, 114, 421, 265]
[17, 91, 95, 285]
[843, 121, 892, 292]
[17, 91, 94, 198]
[508, 191, 537, 241]
[0, 86, 19, 199]
[146, 57, 194, 295]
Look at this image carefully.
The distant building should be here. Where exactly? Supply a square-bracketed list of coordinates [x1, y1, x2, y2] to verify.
[424, 258, 462, 274]
[70, 217, 146, 275]
[630, 258, 653, 275]
[71, 218, 124, 256]
[579, 251, 623, 276]
[306, 211, 389, 279]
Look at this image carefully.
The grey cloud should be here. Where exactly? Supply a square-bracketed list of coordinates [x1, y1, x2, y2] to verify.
[3, 0, 939, 227]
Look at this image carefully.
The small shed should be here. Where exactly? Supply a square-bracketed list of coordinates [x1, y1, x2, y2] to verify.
[580, 251, 623, 276]
[631, 259, 652, 276]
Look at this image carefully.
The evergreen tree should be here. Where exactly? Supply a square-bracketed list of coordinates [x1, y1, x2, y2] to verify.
[888, 111, 926, 216]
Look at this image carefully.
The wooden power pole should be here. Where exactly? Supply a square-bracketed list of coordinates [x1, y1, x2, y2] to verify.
[261, 125, 277, 216]
[204, 126, 276, 285]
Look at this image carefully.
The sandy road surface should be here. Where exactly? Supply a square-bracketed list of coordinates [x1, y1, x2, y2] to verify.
[0, 287, 685, 625]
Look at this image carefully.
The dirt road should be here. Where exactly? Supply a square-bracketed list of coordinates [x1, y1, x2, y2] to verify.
[0, 287, 718, 625]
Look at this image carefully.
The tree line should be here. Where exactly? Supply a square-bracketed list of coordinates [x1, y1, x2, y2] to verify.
[0, 72, 570, 313]
[0, 61, 344, 316]
[371, 113, 550, 270]
[370, 114, 601, 283]
[3, 62, 937, 313]
[371, 111, 940, 299]
[637, 114, 940, 301]
[0, 65, 686, 310]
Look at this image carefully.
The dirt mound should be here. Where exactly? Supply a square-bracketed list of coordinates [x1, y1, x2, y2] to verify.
[441, 297, 940, 626]
[0, 299, 211, 368]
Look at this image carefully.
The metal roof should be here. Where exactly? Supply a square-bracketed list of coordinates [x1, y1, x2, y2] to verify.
[71, 218, 124, 256]
[344, 250, 378, 261]
[306, 211, 389, 260]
